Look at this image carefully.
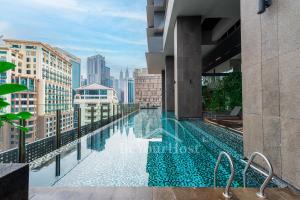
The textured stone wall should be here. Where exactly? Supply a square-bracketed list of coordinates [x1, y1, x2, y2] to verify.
[241, 0, 300, 189]
[174, 16, 203, 120]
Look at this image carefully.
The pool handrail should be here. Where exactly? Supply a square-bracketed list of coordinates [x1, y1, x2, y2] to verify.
[243, 152, 273, 199]
[214, 151, 235, 199]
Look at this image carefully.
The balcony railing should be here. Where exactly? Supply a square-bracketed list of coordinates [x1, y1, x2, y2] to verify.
[0, 103, 139, 163]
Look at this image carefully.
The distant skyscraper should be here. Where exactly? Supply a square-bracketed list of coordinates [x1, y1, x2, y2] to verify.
[112, 78, 120, 99]
[128, 79, 135, 103]
[119, 68, 134, 104]
[102, 66, 112, 87]
[119, 69, 124, 102]
[87, 54, 112, 87]
[80, 75, 87, 86]
[87, 54, 105, 85]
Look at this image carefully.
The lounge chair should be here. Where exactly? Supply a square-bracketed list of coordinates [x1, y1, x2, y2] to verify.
[207, 106, 242, 120]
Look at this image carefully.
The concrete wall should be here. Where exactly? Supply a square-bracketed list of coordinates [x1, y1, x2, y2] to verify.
[174, 17, 202, 120]
[165, 56, 175, 111]
[241, 0, 300, 189]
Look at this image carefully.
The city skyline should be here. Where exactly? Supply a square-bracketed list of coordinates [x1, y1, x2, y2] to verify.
[0, 0, 147, 78]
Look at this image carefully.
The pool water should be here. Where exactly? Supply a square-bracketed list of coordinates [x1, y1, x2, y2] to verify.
[30, 109, 271, 187]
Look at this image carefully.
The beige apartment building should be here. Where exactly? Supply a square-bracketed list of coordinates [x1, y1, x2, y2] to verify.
[0, 39, 73, 150]
[133, 68, 161, 108]
[74, 83, 118, 125]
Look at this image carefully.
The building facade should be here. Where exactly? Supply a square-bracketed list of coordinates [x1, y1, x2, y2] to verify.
[80, 75, 87, 86]
[112, 77, 120, 100]
[128, 78, 135, 104]
[87, 54, 111, 87]
[119, 68, 135, 104]
[133, 68, 161, 108]
[0, 39, 73, 150]
[87, 54, 105, 85]
[55, 48, 81, 91]
[74, 83, 118, 125]
[146, 0, 300, 189]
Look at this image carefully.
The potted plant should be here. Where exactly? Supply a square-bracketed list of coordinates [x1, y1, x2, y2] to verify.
[0, 61, 32, 200]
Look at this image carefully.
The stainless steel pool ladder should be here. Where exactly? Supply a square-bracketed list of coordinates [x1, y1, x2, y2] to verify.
[243, 152, 273, 199]
[214, 151, 235, 199]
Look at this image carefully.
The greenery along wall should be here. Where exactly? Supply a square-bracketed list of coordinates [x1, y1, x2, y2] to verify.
[203, 72, 242, 112]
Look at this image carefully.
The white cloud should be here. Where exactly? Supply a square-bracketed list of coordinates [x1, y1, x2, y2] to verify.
[14, 0, 146, 22]
[26, 0, 87, 12]
[54, 44, 121, 54]
[102, 34, 146, 46]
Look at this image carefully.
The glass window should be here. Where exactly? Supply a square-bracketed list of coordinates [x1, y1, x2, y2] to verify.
[28, 79, 34, 91]
[100, 90, 107, 95]
[79, 90, 84, 95]
[86, 90, 99, 95]
[21, 78, 27, 87]
[12, 44, 21, 48]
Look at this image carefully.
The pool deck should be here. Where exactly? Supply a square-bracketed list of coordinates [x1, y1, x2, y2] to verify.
[29, 187, 300, 200]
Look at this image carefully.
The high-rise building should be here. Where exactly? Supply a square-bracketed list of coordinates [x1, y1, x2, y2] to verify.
[119, 69, 124, 102]
[119, 68, 133, 104]
[80, 75, 87, 86]
[133, 68, 161, 108]
[128, 78, 135, 104]
[55, 48, 81, 91]
[102, 66, 111, 87]
[112, 78, 119, 97]
[74, 83, 118, 125]
[0, 39, 73, 150]
[87, 54, 111, 87]
[87, 54, 105, 85]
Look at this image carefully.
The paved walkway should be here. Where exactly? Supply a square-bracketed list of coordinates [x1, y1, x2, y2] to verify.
[29, 187, 300, 200]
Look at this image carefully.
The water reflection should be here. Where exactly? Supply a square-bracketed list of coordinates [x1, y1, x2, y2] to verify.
[87, 129, 111, 152]
[30, 109, 267, 188]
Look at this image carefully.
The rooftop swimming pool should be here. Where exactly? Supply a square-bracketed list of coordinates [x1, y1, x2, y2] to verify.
[30, 109, 272, 187]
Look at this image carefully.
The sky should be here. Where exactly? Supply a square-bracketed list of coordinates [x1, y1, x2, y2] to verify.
[0, 0, 147, 78]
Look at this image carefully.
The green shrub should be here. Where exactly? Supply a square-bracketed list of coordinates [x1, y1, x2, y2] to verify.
[0, 61, 32, 132]
[203, 72, 242, 112]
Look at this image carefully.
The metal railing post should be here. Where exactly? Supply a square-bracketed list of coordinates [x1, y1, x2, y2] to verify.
[100, 104, 103, 126]
[55, 155, 61, 177]
[18, 119, 26, 163]
[108, 104, 111, 122]
[116, 104, 119, 119]
[56, 110, 61, 149]
[77, 108, 81, 139]
[112, 104, 115, 121]
[121, 104, 124, 117]
[91, 106, 95, 131]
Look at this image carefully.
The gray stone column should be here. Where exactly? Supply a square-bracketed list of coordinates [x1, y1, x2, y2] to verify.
[174, 16, 202, 120]
[165, 56, 175, 111]
[161, 70, 165, 110]
[241, 0, 300, 189]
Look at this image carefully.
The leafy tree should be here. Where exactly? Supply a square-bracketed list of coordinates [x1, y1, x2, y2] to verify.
[0, 61, 32, 132]
[223, 72, 242, 110]
[203, 72, 242, 112]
